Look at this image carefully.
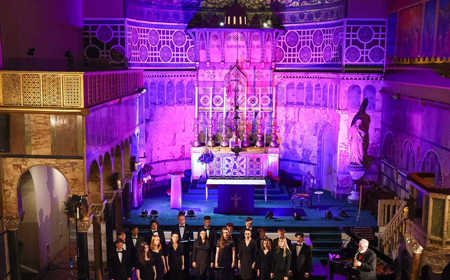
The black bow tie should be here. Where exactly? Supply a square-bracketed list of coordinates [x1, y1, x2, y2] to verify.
[132, 237, 137, 239]
[117, 251, 123, 253]
[246, 228, 251, 230]
[297, 243, 302, 246]
[180, 226, 185, 228]
[152, 231, 157, 233]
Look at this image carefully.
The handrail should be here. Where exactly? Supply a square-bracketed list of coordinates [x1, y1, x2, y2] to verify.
[379, 201, 407, 255]
[378, 199, 406, 227]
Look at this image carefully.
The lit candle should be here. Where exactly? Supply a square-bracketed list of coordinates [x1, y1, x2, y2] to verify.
[259, 87, 262, 116]
[210, 87, 213, 119]
[272, 86, 276, 118]
[195, 87, 198, 118]
[223, 87, 226, 116]
[76, 207, 80, 219]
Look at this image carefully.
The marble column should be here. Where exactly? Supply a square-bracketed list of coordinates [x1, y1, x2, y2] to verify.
[91, 203, 106, 280]
[114, 190, 123, 230]
[4, 217, 22, 280]
[70, 215, 92, 280]
[104, 191, 116, 255]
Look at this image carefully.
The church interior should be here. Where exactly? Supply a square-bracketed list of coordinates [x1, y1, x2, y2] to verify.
[1, 0, 450, 279]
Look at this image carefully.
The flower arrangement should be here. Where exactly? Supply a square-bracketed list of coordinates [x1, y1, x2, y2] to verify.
[64, 196, 90, 219]
[197, 149, 214, 164]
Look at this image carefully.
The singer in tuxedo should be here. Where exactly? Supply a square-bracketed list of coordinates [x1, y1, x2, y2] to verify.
[126, 226, 145, 270]
[272, 228, 291, 252]
[238, 217, 258, 242]
[172, 214, 194, 280]
[146, 219, 166, 252]
[354, 239, 376, 280]
[290, 232, 311, 280]
[198, 216, 217, 280]
[108, 239, 132, 280]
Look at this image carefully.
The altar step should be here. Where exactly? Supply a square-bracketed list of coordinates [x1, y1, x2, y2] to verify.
[309, 230, 343, 259]
[186, 178, 290, 200]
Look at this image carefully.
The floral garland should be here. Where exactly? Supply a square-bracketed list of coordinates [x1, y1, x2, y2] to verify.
[197, 149, 214, 164]
[64, 196, 90, 219]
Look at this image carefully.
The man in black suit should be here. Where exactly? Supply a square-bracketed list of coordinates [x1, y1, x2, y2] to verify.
[145, 219, 166, 251]
[238, 217, 258, 242]
[172, 213, 194, 280]
[290, 231, 311, 280]
[125, 226, 145, 271]
[107, 239, 131, 280]
[255, 227, 272, 250]
[354, 239, 376, 280]
[198, 216, 217, 280]
[272, 227, 292, 251]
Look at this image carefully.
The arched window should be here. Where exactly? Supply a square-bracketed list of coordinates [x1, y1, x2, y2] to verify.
[322, 84, 328, 107]
[398, 141, 415, 174]
[363, 85, 376, 111]
[166, 81, 175, 106]
[382, 132, 395, 165]
[305, 83, 313, 106]
[296, 82, 304, 105]
[421, 150, 443, 187]
[286, 83, 295, 105]
[176, 81, 185, 105]
[348, 84, 361, 110]
[276, 82, 286, 105]
[314, 84, 321, 107]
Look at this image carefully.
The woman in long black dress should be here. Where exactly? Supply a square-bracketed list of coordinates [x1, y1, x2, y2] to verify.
[238, 229, 258, 280]
[136, 242, 157, 280]
[192, 229, 213, 280]
[215, 227, 235, 280]
[150, 235, 167, 280]
[166, 233, 185, 280]
[256, 237, 273, 280]
[271, 238, 291, 280]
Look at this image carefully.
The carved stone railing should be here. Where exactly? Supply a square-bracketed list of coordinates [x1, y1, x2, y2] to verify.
[0, 70, 143, 109]
[378, 199, 406, 229]
[379, 200, 407, 256]
[0, 71, 85, 108]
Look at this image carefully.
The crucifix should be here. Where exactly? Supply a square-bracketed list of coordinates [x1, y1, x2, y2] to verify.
[231, 193, 241, 208]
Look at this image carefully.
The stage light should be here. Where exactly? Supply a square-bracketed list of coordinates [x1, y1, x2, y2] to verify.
[143, 175, 152, 183]
[293, 213, 302, 221]
[150, 210, 158, 218]
[178, 210, 186, 217]
[325, 211, 333, 220]
[263, 22, 268, 27]
[265, 211, 274, 220]
[219, 22, 224, 26]
[187, 209, 195, 218]
[339, 210, 348, 218]
[140, 209, 148, 218]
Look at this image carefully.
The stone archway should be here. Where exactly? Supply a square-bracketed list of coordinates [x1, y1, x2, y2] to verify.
[318, 124, 334, 192]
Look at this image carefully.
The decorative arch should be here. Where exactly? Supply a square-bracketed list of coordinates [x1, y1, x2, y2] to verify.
[286, 82, 295, 105]
[420, 150, 443, 187]
[334, 84, 338, 109]
[123, 138, 131, 175]
[1, 157, 85, 222]
[264, 34, 272, 62]
[276, 82, 286, 105]
[157, 81, 165, 105]
[166, 81, 175, 106]
[314, 84, 321, 107]
[199, 32, 206, 62]
[398, 140, 415, 174]
[113, 145, 123, 178]
[224, 32, 247, 62]
[322, 84, 328, 107]
[149, 82, 157, 105]
[88, 160, 102, 203]
[186, 80, 195, 105]
[250, 32, 261, 62]
[328, 84, 333, 108]
[348, 84, 361, 110]
[363, 85, 376, 111]
[296, 82, 304, 105]
[176, 81, 185, 105]
[317, 123, 335, 192]
[382, 132, 396, 166]
[210, 32, 222, 62]
[305, 82, 313, 106]
[103, 152, 113, 192]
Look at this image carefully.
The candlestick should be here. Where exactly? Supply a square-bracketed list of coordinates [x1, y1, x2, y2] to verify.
[195, 87, 198, 118]
[223, 87, 226, 116]
[210, 87, 213, 119]
[244, 87, 247, 116]
[259, 87, 262, 115]
[272, 86, 275, 118]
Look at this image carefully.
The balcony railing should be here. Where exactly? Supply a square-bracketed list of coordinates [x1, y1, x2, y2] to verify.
[379, 200, 407, 256]
[0, 70, 143, 109]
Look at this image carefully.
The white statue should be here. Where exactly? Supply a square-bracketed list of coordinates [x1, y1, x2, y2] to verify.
[348, 118, 365, 165]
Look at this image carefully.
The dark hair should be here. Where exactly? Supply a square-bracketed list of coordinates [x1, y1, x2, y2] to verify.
[295, 231, 304, 238]
[114, 238, 125, 245]
[131, 226, 139, 230]
[204, 216, 211, 221]
[245, 217, 253, 222]
[244, 228, 252, 233]
[139, 242, 153, 265]
[225, 222, 234, 228]
[277, 227, 285, 232]
[117, 229, 125, 237]
[169, 232, 179, 244]
[262, 237, 271, 250]
[149, 219, 159, 226]
[258, 227, 266, 232]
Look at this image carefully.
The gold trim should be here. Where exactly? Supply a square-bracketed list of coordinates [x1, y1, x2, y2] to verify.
[0, 107, 89, 115]
[50, 115, 56, 155]
[24, 114, 31, 154]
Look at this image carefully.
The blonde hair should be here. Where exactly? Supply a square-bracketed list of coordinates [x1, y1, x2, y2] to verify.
[151, 235, 161, 251]
[277, 237, 291, 257]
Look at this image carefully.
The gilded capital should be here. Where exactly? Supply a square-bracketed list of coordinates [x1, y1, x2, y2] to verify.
[424, 254, 450, 274]
[69, 215, 93, 233]
[91, 202, 106, 216]
[4, 217, 22, 231]
[103, 191, 117, 203]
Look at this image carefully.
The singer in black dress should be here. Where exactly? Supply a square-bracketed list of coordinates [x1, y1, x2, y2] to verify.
[271, 238, 291, 280]
[256, 238, 273, 280]
[192, 229, 213, 280]
[136, 242, 156, 280]
[166, 233, 185, 280]
[215, 227, 235, 280]
[150, 235, 167, 280]
[238, 229, 258, 280]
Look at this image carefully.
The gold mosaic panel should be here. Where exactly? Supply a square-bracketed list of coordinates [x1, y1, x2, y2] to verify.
[22, 74, 42, 106]
[63, 76, 82, 107]
[42, 74, 62, 106]
[2, 74, 22, 105]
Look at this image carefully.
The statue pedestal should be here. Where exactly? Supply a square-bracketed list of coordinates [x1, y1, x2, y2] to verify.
[348, 164, 366, 204]
[347, 190, 360, 204]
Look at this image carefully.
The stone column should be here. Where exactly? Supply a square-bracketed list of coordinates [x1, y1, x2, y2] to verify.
[70, 215, 92, 280]
[406, 235, 423, 280]
[4, 217, 22, 280]
[424, 253, 450, 280]
[114, 190, 123, 230]
[104, 191, 116, 255]
[91, 203, 106, 280]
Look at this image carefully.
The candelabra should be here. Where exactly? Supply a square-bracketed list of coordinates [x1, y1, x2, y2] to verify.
[255, 112, 263, 147]
[270, 118, 278, 147]
[242, 111, 250, 147]
[221, 112, 229, 147]
[193, 117, 201, 147]
[206, 118, 215, 147]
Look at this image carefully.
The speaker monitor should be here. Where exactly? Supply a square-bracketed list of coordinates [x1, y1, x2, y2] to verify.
[0, 114, 10, 153]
